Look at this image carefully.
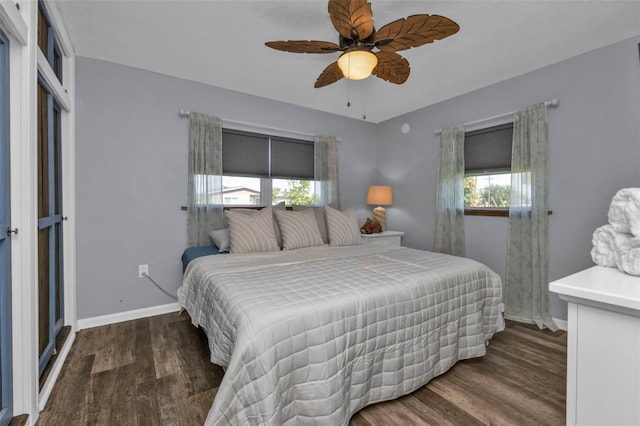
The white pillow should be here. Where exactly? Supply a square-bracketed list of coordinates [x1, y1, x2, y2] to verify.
[225, 207, 280, 254]
[274, 209, 324, 250]
[208, 229, 230, 252]
[325, 205, 362, 247]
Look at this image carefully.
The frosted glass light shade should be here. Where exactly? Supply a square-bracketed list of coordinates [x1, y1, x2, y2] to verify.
[338, 50, 378, 80]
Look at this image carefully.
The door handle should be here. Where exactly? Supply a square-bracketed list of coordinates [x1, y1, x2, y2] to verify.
[7, 228, 18, 236]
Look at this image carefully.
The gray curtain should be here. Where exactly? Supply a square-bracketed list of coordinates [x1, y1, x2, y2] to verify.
[434, 125, 465, 256]
[506, 103, 557, 331]
[187, 112, 224, 246]
[314, 135, 340, 209]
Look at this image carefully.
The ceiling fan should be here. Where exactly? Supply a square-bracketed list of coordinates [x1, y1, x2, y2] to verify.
[265, 0, 460, 88]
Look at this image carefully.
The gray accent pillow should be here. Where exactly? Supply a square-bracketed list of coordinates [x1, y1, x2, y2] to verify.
[208, 228, 230, 252]
[325, 205, 362, 247]
[274, 209, 324, 250]
[225, 207, 280, 254]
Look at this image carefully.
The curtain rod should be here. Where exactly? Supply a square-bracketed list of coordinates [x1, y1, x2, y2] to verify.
[434, 98, 559, 136]
[179, 109, 342, 142]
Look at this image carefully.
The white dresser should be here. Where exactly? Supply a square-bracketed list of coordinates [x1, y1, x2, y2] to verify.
[550, 266, 640, 426]
[360, 230, 404, 247]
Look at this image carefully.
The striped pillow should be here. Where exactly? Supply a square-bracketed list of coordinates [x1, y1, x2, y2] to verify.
[227, 202, 286, 249]
[275, 209, 324, 250]
[291, 205, 329, 244]
[325, 205, 362, 247]
[225, 207, 280, 254]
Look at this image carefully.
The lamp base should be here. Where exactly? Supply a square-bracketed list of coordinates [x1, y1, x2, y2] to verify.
[372, 206, 386, 231]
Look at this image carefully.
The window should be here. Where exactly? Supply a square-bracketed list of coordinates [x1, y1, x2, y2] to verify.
[464, 123, 513, 216]
[221, 129, 316, 207]
[37, 77, 65, 376]
[38, 2, 62, 82]
[37, 0, 69, 375]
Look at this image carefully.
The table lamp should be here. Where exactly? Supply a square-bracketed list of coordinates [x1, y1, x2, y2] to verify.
[366, 185, 393, 231]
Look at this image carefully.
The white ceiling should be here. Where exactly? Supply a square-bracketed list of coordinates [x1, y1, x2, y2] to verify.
[56, 0, 640, 123]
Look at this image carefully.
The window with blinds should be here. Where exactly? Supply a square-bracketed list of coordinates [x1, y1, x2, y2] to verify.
[464, 123, 513, 213]
[221, 129, 316, 206]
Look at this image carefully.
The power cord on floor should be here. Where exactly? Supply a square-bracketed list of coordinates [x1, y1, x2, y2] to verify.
[141, 272, 178, 301]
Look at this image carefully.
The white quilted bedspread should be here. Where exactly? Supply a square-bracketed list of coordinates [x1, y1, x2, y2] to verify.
[178, 245, 502, 425]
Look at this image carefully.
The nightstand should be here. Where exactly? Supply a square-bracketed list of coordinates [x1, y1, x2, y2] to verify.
[360, 230, 404, 247]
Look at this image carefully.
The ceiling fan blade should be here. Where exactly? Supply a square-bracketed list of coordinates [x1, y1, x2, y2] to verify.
[372, 51, 410, 84]
[265, 40, 341, 54]
[328, 0, 374, 41]
[374, 14, 460, 52]
[314, 61, 344, 88]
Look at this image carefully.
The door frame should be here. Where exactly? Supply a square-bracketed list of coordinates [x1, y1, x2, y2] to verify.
[0, 27, 13, 426]
[0, 0, 77, 421]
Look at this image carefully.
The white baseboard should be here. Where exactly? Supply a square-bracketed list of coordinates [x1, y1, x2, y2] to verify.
[501, 302, 568, 331]
[38, 330, 76, 412]
[77, 302, 181, 330]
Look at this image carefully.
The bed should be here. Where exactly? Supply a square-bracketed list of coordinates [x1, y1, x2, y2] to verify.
[178, 243, 502, 425]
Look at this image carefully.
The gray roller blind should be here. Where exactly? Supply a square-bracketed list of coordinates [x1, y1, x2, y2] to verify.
[222, 129, 269, 177]
[271, 137, 314, 180]
[222, 129, 314, 179]
[464, 123, 513, 174]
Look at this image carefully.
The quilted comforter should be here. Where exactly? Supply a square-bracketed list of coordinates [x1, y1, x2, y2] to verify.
[178, 244, 502, 425]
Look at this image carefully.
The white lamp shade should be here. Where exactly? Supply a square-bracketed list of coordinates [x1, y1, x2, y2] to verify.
[338, 50, 378, 80]
[366, 185, 393, 206]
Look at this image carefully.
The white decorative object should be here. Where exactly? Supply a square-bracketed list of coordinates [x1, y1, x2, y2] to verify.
[591, 188, 640, 276]
[550, 266, 640, 426]
[607, 187, 640, 236]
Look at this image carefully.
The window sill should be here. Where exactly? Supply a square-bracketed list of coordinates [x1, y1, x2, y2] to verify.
[464, 208, 509, 217]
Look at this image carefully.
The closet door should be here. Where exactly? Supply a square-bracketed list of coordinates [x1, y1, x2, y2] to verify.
[37, 77, 64, 376]
[0, 29, 13, 426]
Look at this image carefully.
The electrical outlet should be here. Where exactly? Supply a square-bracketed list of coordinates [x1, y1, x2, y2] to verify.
[138, 264, 149, 278]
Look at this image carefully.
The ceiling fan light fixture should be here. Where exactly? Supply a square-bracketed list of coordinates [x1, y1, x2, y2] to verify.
[338, 50, 378, 80]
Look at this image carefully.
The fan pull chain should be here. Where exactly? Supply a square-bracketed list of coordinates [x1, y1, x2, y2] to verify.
[347, 78, 351, 107]
[362, 89, 367, 120]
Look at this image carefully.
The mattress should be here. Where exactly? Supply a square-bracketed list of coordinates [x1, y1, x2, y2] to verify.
[178, 244, 502, 425]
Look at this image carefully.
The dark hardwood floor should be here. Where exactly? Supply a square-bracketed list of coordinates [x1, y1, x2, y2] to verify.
[36, 313, 566, 425]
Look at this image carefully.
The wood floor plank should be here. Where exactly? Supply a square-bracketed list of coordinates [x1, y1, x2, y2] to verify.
[90, 321, 136, 374]
[186, 387, 218, 425]
[348, 412, 373, 426]
[404, 386, 485, 426]
[37, 316, 567, 426]
[168, 319, 224, 397]
[489, 335, 567, 377]
[357, 399, 430, 426]
[37, 354, 94, 426]
[134, 317, 162, 426]
[150, 313, 182, 380]
[471, 347, 566, 406]
[440, 360, 563, 425]
[86, 364, 136, 425]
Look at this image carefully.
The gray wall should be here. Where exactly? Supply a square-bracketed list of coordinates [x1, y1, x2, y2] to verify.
[375, 36, 640, 322]
[75, 57, 379, 319]
[76, 36, 640, 322]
